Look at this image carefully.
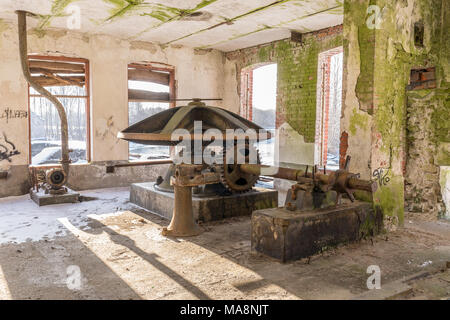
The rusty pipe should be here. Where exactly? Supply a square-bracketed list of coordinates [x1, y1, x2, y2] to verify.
[16, 11, 70, 177]
[239, 164, 377, 193]
[240, 164, 309, 181]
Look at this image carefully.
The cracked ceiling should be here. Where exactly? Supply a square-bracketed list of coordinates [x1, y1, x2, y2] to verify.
[0, 0, 343, 52]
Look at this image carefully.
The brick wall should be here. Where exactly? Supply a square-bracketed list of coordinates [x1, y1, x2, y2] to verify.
[240, 68, 253, 120]
[226, 25, 343, 143]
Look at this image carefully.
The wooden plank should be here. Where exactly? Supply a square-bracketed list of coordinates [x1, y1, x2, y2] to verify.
[128, 89, 170, 102]
[32, 75, 85, 87]
[28, 60, 85, 73]
[30, 67, 85, 75]
[40, 70, 84, 87]
[128, 68, 170, 85]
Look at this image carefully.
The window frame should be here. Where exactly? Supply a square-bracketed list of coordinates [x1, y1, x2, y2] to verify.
[127, 62, 176, 163]
[27, 55, 91, 167]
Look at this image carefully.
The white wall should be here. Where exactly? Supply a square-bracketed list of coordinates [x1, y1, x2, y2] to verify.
[0, 23, 227, 196]
[0, 24, 226, 168]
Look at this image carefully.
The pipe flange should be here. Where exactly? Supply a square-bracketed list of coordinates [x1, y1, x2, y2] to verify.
[45, 168, 67, 189]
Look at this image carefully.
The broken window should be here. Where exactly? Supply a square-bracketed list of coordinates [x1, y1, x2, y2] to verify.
[28, 56, 90, 166]
[315, 48, 343, 170]
[128, 63, 175, 161]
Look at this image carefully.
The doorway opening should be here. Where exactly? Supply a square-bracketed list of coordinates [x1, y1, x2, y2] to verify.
[240, 63, 277, 165]
[315, 47, 343, 170]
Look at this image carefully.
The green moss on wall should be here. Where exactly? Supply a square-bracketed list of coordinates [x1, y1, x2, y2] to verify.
[355, 0, 376, 114]
[430, 87, 450, 146]
[349, 108, 369, 135]
[436, 143, 450, 165]
[373, 0, 448, 158]
[373, 174, 405, 224]
[344, 0, 448, 222]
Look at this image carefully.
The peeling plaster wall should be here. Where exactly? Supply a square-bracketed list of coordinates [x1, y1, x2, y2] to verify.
[405, 90, 448, 219]
[341, 0, 449, 224]
[0, 23, 225, 197]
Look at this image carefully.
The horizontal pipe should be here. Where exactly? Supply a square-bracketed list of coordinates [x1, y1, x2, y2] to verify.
[113, 160, 173, 168]
[240, 164, 377, 193]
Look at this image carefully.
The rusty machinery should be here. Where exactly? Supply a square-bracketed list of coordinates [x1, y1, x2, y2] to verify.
[30, 167, 69, 195]
[17, 11, 71, 196]
[119, 99, 268, 236]
[164, 155, 376, 237]
[118, 99, 377, 237]
[238, 156, 377, 211]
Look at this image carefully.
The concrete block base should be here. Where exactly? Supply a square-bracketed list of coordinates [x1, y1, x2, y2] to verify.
[130, 182, 278, 222]
[251, 201, 383, 262]
[30, 188, 80, 206]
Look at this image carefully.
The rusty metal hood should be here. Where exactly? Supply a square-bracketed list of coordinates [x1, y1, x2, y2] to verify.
[118, 101, 270, 146]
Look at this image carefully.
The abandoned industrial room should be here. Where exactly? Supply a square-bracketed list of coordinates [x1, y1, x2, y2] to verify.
[0, 0, 448, 303]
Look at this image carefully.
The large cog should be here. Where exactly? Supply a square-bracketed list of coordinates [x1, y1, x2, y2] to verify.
[220, 143, 260, 193]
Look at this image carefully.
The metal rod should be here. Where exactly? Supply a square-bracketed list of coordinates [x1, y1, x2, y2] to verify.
[113, 160, 173, 168]
[16, 10, 71, 177]
[239, 164, 377, 192]
[172, 98, 223, 101]
[30, 94, 88, 98]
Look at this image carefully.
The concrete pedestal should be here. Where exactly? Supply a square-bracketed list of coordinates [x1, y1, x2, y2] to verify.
[130, 182, 278, 222]
[251, 201, 383, 262]
[30, 188, 80, 206]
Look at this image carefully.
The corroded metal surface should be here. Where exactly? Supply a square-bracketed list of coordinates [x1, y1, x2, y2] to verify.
[17, 11, 71, 178]
[118, 100, 271, 146]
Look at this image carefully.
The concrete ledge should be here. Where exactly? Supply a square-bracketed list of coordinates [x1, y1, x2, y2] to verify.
[130, 182, 278, 222]
[251, 201, 383, 262]
[30, 188, 80, 206]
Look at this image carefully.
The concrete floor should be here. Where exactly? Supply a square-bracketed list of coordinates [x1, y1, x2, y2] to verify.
[0, 187, 449, 300]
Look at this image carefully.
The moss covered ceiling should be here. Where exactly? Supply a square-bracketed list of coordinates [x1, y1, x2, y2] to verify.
[0, 0, 343, 51]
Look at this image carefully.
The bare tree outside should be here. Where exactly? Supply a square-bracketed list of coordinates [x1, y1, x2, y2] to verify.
[30, 85, 87, 165]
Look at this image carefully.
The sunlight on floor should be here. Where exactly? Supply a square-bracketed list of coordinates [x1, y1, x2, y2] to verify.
[0, 265, 12, 300]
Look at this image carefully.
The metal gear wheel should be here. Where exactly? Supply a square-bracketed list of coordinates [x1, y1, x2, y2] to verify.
[220, 143, 260, 193]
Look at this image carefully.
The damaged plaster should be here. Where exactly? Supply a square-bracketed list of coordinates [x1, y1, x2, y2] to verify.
[342, 0, 449, 223]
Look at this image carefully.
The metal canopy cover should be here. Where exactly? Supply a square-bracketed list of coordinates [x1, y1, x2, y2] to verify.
[118, 101, 271, 146]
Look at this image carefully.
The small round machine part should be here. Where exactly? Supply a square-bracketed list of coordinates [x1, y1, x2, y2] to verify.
[45, 168, 67, 189]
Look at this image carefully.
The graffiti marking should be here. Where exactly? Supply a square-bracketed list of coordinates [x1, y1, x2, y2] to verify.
[0, 108, 28, 123]
[0, 133, 20, 162]
[372, 168, 390, 187]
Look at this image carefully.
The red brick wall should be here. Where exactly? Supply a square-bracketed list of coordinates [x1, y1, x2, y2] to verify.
[240, 68, 253, 120]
